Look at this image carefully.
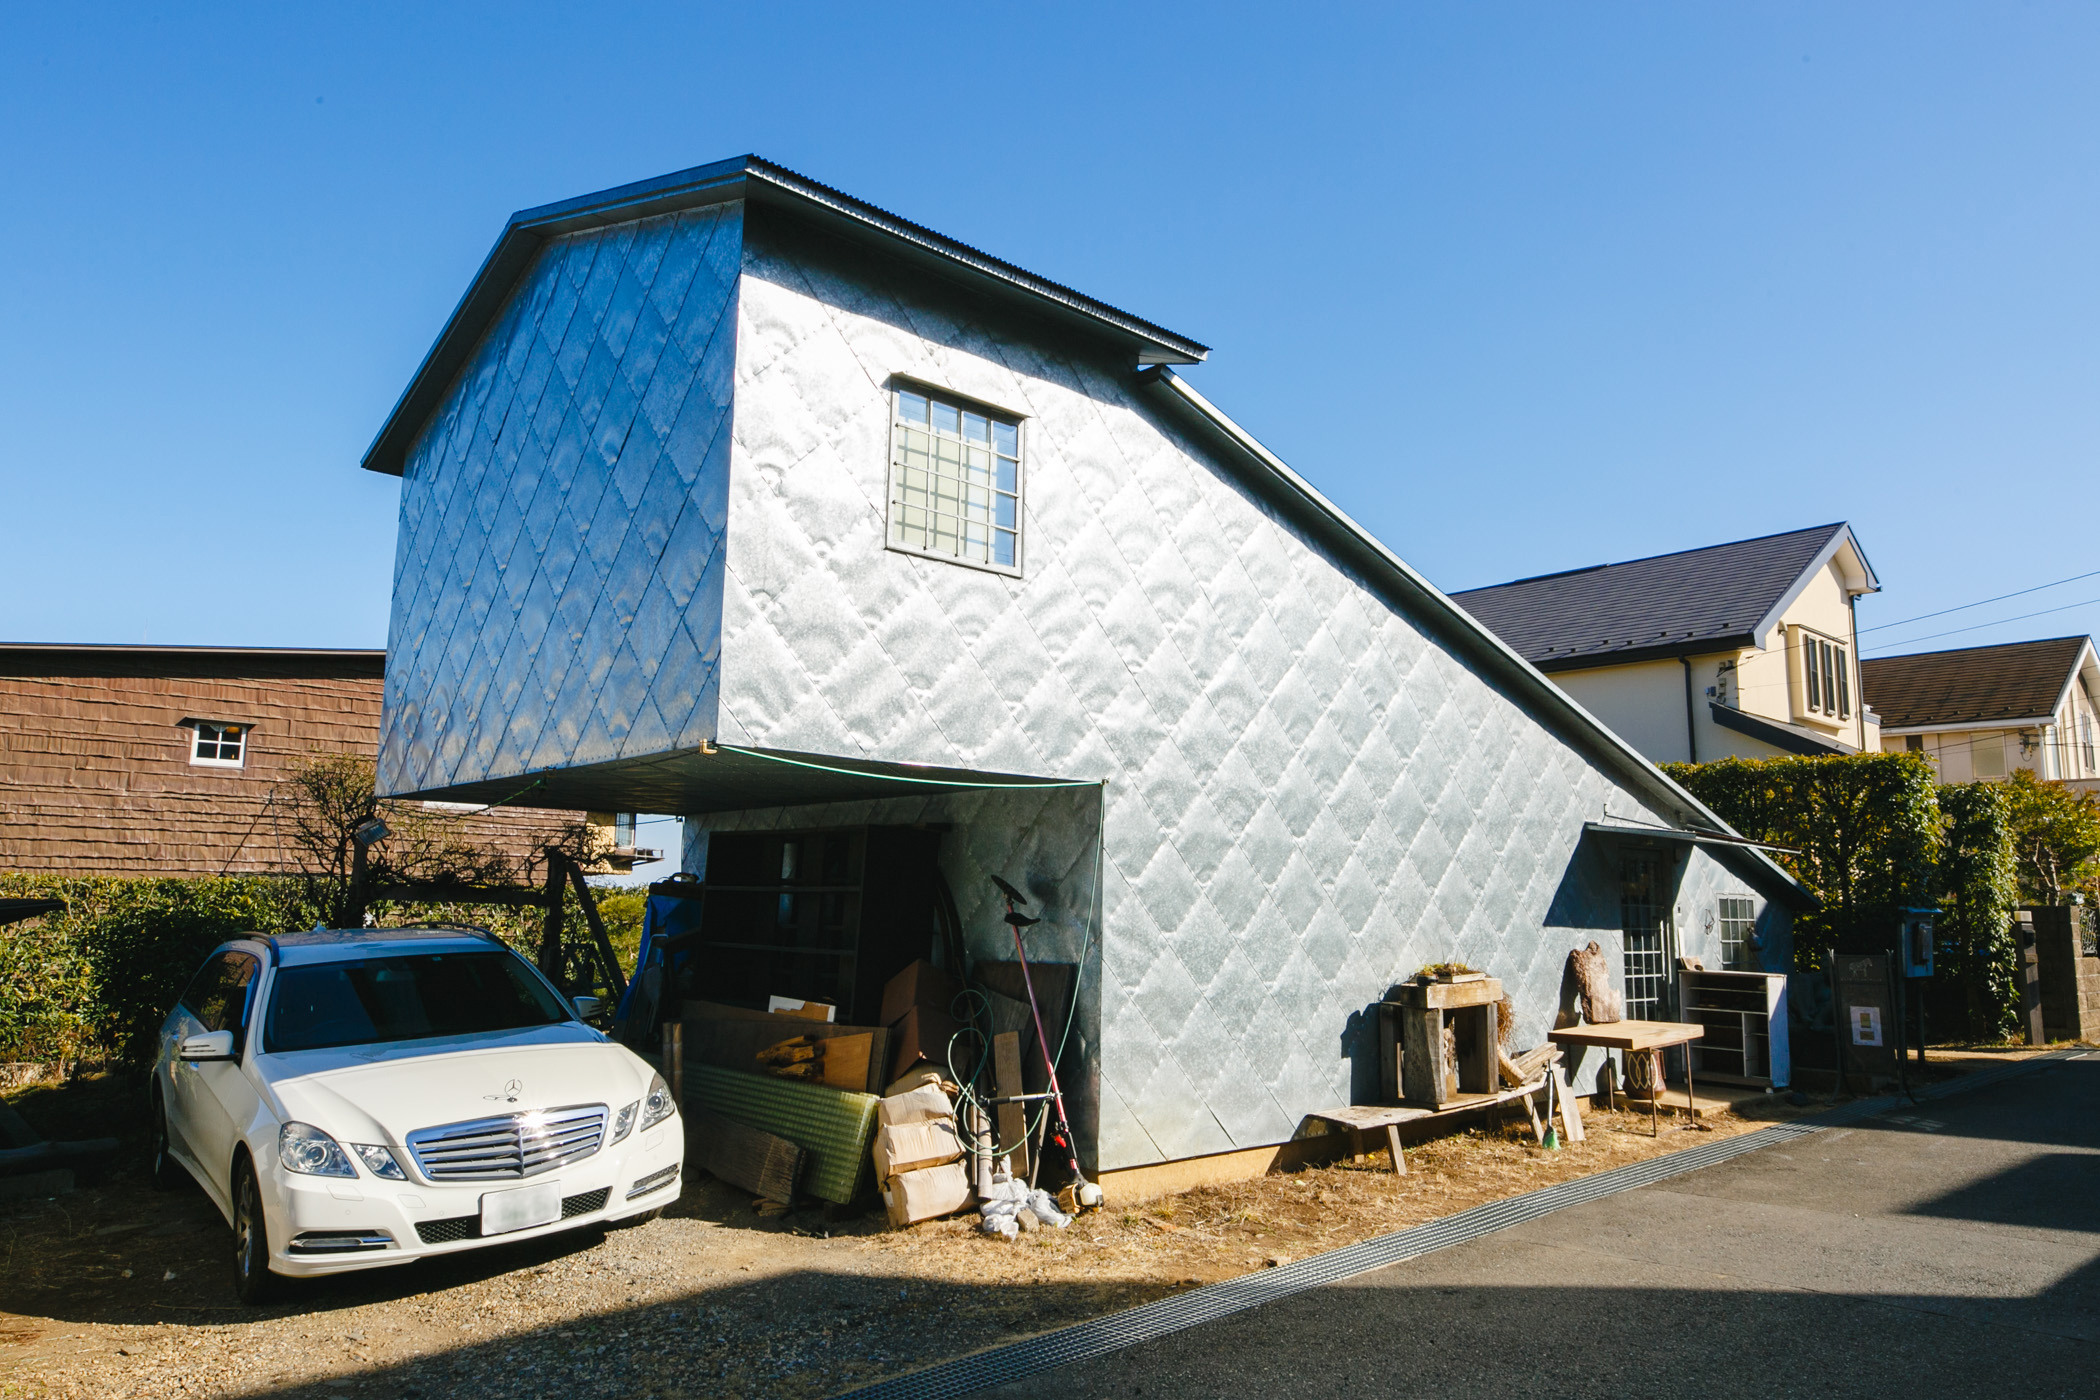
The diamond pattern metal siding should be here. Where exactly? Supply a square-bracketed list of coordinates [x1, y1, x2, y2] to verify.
[379, 206, 744, 798]
[378, 201, 1781, 1175]
[708, 221, 1755, 1170]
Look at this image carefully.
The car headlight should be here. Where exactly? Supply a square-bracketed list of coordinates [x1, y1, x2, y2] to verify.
[640, 1073, 677, 1131]
[351, 1143, 407, 1180]
[612, 1100, 638, 1143]
[279, 1122, 358, 1178]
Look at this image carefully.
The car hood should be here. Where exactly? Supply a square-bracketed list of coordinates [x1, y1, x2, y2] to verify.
[259, 1024, 655, 1146]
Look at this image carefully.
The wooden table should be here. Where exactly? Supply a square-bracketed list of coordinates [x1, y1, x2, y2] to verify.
[1548, 1019, 1705, 1136]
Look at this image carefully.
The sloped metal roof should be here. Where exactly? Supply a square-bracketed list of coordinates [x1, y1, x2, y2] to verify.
[1861, 635, 2095, 729]
[361, 155, 1209, 477]
[1450, 523, 1869, 670]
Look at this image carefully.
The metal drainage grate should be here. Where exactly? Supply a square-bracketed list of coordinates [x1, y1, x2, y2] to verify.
[837, 1049, 2080, 1400]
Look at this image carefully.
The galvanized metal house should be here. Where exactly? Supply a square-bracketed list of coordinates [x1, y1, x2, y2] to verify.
[363, 156, 1805, 1190]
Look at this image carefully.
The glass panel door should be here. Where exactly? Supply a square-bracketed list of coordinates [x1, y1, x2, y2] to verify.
[1620, 854, 1675, 1020]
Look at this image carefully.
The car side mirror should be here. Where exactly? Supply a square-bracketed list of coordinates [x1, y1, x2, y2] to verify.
[571, 995, 605, 1019]
[179, 1030, 237, 1061]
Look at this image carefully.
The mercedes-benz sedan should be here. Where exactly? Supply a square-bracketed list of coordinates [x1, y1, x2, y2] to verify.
[150, 927, 681, 1301]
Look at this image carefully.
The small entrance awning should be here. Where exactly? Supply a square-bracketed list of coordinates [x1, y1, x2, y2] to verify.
[1582, 821, 1817, 909]
[1709, 702, 1851, 757]
[386, 743, 1095, 816]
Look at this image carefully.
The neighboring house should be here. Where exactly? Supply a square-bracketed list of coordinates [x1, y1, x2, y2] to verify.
[1451, 524, 1882, 766]
[1863, 636, 2100, 793]
[0, 643, 646, 878]
[361, 155, 1808, 1190]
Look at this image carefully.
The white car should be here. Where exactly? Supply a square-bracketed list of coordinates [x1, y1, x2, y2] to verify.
[150, 926, 681, 1302]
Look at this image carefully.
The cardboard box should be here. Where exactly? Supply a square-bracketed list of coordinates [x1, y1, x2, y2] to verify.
[887, 1003, 961, 1084]
[884, 1065, 945, 1099]
[881, 1160, 972, 1228]
[878, 1081, 954, 1127]
[873, 1118, 964, 1180]
[879, 960, 962, 1030]
[767, 996, 835, 1022]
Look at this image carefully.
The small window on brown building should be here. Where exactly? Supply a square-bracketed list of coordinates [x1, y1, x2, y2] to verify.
[190, 721, 248, 768]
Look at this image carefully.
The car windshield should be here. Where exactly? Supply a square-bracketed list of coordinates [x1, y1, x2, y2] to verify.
[263, 950, 573, 1053]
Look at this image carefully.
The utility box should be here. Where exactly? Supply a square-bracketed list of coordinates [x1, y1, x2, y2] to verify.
[1832, 953, 1895, 1085]
[1898, 908, 1936, 979]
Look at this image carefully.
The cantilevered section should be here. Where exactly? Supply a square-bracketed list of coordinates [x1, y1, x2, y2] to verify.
[362, 155, 1209, 477]
[401, 744, 1093, 816]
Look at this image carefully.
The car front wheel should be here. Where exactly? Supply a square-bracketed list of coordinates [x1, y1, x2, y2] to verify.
[231, 1157, 280, 1304]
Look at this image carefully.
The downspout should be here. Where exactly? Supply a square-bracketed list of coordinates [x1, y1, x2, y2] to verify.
[1681, 656, 1698, 764]
[1848, 593, 1865, 751]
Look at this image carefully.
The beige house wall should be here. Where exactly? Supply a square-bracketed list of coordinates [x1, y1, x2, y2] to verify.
[1542, 549, 1877, 767]
[1760, 558, 1876, 752]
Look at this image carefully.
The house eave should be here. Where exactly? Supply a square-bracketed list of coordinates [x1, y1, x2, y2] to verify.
[1533, 637, 1756, 673]
[1708, 702, 1853, 756]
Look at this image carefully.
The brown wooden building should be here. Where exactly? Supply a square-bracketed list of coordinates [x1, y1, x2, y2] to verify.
[0, 643, 631, 878]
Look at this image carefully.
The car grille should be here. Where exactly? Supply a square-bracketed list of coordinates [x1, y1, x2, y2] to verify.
[413, 1188, 611, 1245]
[406, 1104, 607, 1181]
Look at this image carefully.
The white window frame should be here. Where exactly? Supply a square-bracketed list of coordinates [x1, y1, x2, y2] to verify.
[1717, 895, 1756, 972]
[1791, 626, 1851, 724]
[884, 382, 1024, 577]
[189, 720, 248, 768]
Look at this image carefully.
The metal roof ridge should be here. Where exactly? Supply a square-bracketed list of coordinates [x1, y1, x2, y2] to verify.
[361, 155, 1208, 477]
[1456, 520, 1849, 595]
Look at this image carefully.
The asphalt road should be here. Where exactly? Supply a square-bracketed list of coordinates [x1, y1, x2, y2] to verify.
[979, 1057, 2100, 1399]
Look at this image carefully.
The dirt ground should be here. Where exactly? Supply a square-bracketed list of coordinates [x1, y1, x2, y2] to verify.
[0, 1047, 2053, 1400]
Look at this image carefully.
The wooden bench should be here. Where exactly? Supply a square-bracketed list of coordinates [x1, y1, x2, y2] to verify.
[1307, 1061, 1586, 1174]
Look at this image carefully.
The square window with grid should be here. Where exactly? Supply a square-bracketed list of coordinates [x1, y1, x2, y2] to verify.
[1718, 895, 1756, 971]
[1619, 854, 1674, 1020]
[190, 721, 247, 767]
[887, 388, 1021, 573]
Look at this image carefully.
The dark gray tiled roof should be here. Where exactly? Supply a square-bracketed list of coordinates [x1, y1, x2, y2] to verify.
[1860, 636, 2091, 729]
[1449, 523, 1850, 670]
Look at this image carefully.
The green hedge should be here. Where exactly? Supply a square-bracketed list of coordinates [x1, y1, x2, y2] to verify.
[1663, 753, 2022, 1039]
[0, 874, 308, 1064]
[0, 874, 614, 1065]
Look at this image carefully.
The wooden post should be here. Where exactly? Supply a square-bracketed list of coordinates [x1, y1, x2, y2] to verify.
[668, 1022, 684, 1108]
[1554, 1065, 1587, 1143]
[1377, 1003, 1400, 1104]
[993, 1031, 1029, 1178]
[564, 858, 630, 999]
[538, 850, 569, 987]
[1385, 1123, 1407, 1175]
[1401, 1006, 1450, 1108]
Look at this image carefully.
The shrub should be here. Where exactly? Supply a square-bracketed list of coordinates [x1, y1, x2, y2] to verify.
[0, 874, 309, 1063]
[1663, 752, 1940, 967]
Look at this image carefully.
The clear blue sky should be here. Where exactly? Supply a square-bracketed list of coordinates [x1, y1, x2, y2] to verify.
[4, 4, 2095, 660]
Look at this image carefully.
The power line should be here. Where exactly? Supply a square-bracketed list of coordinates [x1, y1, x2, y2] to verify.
[1862, 595, 2100, 654]
[1858, 567, 2100, 635]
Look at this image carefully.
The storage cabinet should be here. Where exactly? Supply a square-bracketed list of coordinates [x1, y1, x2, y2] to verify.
[1678, 967, 1789, 1088]
[694, 826, 943, 1025]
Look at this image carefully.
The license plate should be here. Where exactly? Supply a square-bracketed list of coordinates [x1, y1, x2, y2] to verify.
[480, 1182, 562, 1236]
